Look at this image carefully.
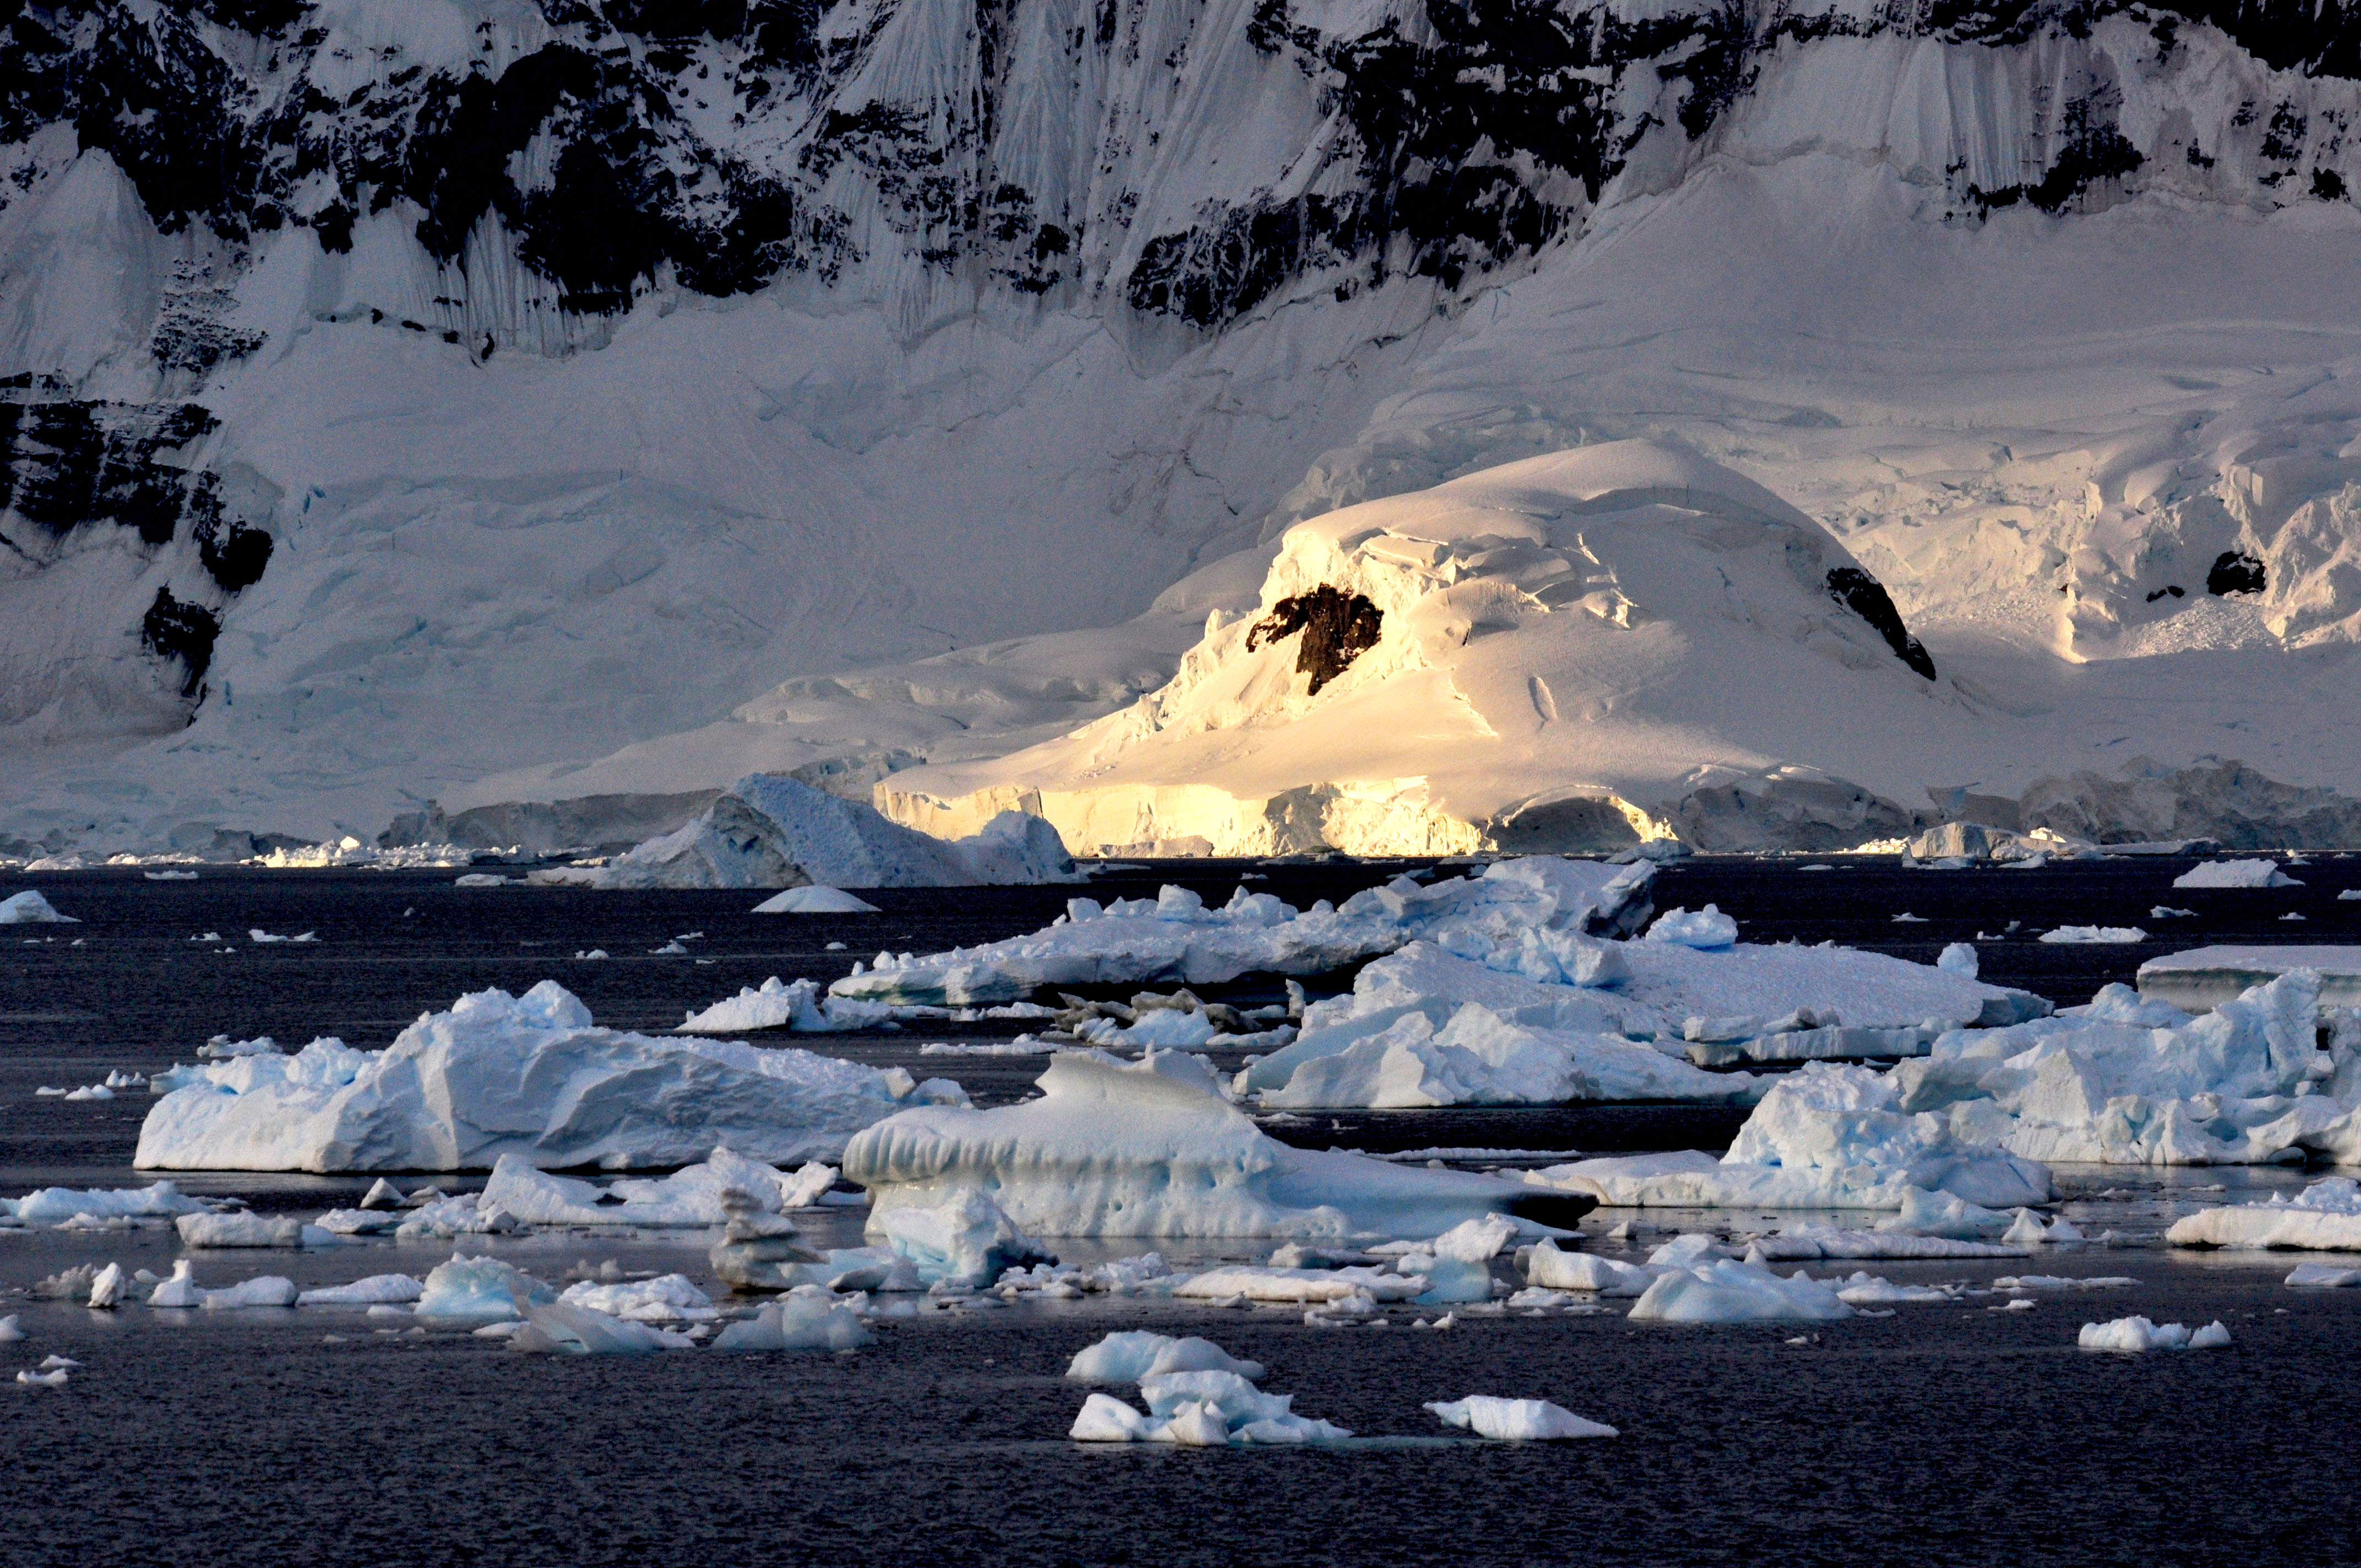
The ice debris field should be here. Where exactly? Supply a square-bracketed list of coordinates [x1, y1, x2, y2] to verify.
[11, 852, 2361, 1458]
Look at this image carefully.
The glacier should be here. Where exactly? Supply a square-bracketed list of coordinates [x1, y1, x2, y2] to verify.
[5, 3, 2361, 850]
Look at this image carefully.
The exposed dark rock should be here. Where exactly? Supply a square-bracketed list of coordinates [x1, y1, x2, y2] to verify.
[2207, 549, 2266, 595]
[195, 516, 273, 592]
[1247, 585, 1384, 695]
[1825, 567, 1938, 679]
[139, 585, 220, 696]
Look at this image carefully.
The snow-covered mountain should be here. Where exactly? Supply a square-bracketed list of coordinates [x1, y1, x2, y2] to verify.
[5, 0, 2361, 853]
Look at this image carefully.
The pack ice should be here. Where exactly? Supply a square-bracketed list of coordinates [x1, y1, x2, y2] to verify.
[842, 1049, 1569, 1242]
[550, 775, 1077, 889]
[134, 981, 958, 1171]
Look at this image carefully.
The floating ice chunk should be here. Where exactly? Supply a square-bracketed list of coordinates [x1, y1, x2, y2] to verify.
[709, 1288, 874, 1351]
[145, 870, 198, 880]
[1426, 1396, 1616, 1440]
[1538, 1063, 2052, 1212]
[200, 1276, 300, 1309]
[2078, 1316, 2230, 1351]
[247, 929, 317, 944]
[415, 1254, 557, 1321]
[1938, 944, 1978, 979]
[681, 975, 895, 1034]
[2173, 861, 2301, 890]
[1878, 1186, 2012, 1239]
[1065, 1331, 1266, 1383]
[2286, 1263, 2361, 1287]
[2152, 906, 2199, 919]
[17, 1368, 69, 1387]
[2001, 1210, 2049, 1246]
[1744, 1224, 2023, 1261]
[1829, 1273, 1956, 1304]
[1645, 906, 1738, 950]
[63, 1084, 114, 1101]
[0, 1316, 18, 1341]
[176, 1212, 303, 1248]
[1, 1181, 208, 1226]
[870, 1188, 1052, 1287]
[137, 980, 921, 1171]
[88, 1262, 126, 1308]
[146, 1259, 203, 1307]
[1070, 1392, 1159, 1441]
[1991, 1275, 2139, 1290]
[846, 1048, 1554, 1240]
[510, 1302, 677, 1355]
[297, 1274, 426, 1305]
[1174, 1266, 1428, 1303]
[360, 1178, 406, 1210]
[1626, 1259, 1854, 1322]
[1524, 1240, 1655, 1295]
[0, 891, 77, 924]
[559, 1275, 717, 1324]
[2038, 927, 2147, 945]
[1070, 1371, 1351, 1445]
[453, 874, 509, 888]
[1431, 1213, 1520, 1261]
[1140, 1370, 1294, 1427]
[479, 1147, 823, 1227]
[2167, 1177, 2361, 1250]
[752, 886, 883, 914]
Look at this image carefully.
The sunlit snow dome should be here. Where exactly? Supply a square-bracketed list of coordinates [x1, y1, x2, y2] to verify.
[880, 440, 1978, 855]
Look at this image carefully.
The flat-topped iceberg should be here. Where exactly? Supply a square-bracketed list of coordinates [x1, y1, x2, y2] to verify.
[2167, 1177, 2361, 1251]
[842, 1048, 1575, 1240]
[831, 858, 1654, 1006]
[134, 981, 959, 1172]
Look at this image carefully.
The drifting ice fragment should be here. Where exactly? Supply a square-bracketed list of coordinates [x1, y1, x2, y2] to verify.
[752, 886, 883, 914]
[176, 1212, 303, 1248]
[297, 1275, 426, 1306]
[0, 891, 77, 924]
[510, 1303, 678, 1356]
[2286, 1264, 2361, 1287]
[1645, 906, 1738, 950]
[2038, 927, 2146, 945]
[1626, 1259, 1854, 1322]
[1426, 1396, 1616, 1440]
[2173, 861, 2301, 890]
[2167, 1178, 2361, 1251]
[1065, 1332, 1266, 1383]
[414, 1254, 557, 1321]
[709, 1288, 874, 1351]
[2077, 1316, 2231, 1351]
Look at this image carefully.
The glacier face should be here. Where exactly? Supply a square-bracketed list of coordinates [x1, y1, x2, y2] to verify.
[4, 0, 2361, 850]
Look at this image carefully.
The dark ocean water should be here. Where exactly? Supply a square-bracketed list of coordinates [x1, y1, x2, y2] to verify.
[4, 854, 2359, 1566]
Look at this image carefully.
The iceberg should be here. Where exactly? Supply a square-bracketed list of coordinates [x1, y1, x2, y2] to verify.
[843, 1048, 1581, 1240]
[1, 1181, 208, 1226]
[1891, 973, 2361, 1167]
[750, 886, 882, 914]
[414, 1254, 558, 1321]
[2167, 1177, 2361, 1251]
[1527, 1061, 2052, 1211]
[1626, 1258, 1856, 1322]
[0, 890, 76, 924]
[868, 1188, 1052, 1287]
[568, 775, 1078, 889]
[2078, 1316, 2232, 1351]
[1065, 1332, 1266, 1384]
[135, 980, 945, 1171]
[831, 859, 1653, 1007]
[710, 1288, 874, 1351]
[296, 1274, 425, 1306]
[2173, 860, 2302, 890]
[1426, 1396, 1616, 1440]
[1645, 906, 1738, 950]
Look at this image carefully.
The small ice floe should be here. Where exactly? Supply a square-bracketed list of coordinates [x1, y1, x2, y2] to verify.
[679, 975, 891, 1034]
[559, 1275, 719, 1324]
[198, 1276, 301, 1309]
[1065, 1332, 1265, 1383]
[2000, 1210, 2083, 1246]
[1645, 905, 1738, 949]
[2282, 912, 2307, 921]
[197, 1035, 281, 1059]
[358, 1178, 407, 1210]
[2286, 1263, 2361, 1288]
[2151, 906, 2197, 919]
[752, 886, 882, 914]
[0, 1316, 20, 1342]
[871, 1188, 1052, 1289]
[1938, 943, 1977, 978]
[2037, 926, 2147, 945]
[1174, 1267, 1430, 1305]
[1069, 1352, 1351, 1446]
[509, 1302, 692, 1356]
[1523, 1240, 1655, 1296]
[648, 940, 689, 955]
[17, 1367, 70, 1388]
[1891, 913, 1927, 924]
[1826, 1273, 1958, 1305]
[1626, 1257, 1854, 1323]
[2077, 1316, 2232, 1352]
[995, 1254, 1173, 1300]
[414, 1254, 557, 1322]
[176, 1211, 304, 1248]
[2168, 1177, 2361, 1251]
[709, 1288, 873, 1352]
[63, 1084, 114, 1102]
[87, 1262, 127, 1308]
[2173, 860, 2301, 890]
[1991, 1275, 2139, 1291]
[574, 949, 607, 960]
[297, 1275, 426, 1306]
[0, 890, 78, 924]
[144, 870, 199, 881]
[189, 932, 224, 944]
[1426, 1396, 1616, 1440]
[2341, 889, 2361, 902]
[0, 1180, 208, 1227]
[247, 929, 317, 944]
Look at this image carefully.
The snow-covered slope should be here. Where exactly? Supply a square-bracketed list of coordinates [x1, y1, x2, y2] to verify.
[6, 2, 2361, 851]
